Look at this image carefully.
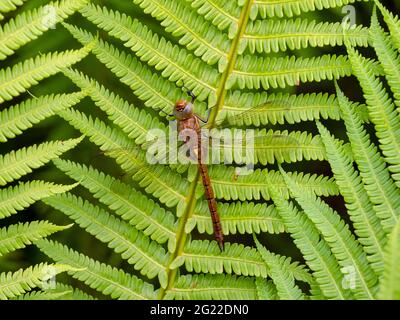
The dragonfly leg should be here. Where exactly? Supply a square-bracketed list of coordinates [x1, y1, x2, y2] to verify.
[159, 109, 174, 118]
[197, 108, 212, 124]
[182, 84, 197, 103]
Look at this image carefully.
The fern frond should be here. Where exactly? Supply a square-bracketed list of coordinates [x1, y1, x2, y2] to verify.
[15, 283, 96, 300]
[208, 166, 339, 201]
[165, 274, 258, 300]
[0, 0, 27, 13]
[124, 1, 230, 70]
[221, 91, 369, 126]
[317, 121, 386, 274]
[378, 219, 400, 300]
[254, 237, 305, 300]
[0, 263, 78, 300]
[205, 128, 328, 165]
[229, 54, 353, 90]
[50, 283, 96, 300]
[0, 45, 92, 104]
[370, 10, 400, 108]
[241, 19, 369, 54]
[58, 108, 188, 207]
[52, 158, 178, 252]
[0, 91, 86, 143]
[171, 240, 268, 277]
[188, 200, 285, 235]
[255, 277, 278, 300]
[281, 169, 378, 299]
[188, 0, 241, 38]
[43, 193, 169, 288]
[0, 221, 71, 257]
[0, 0, 89, 60]
[171, 240, 311, 282]
[62, 68, 166, 145]
[347, 45, 400, 187]
[14, 289, 71, 300]
[336, 84, 400, 232]
[62, 31, 185, 114]
[268, 184, 352, 299]
[0, 137, 83, 186]
[0, 181, 77, 219]
[374, 0, 400, 52]
[36, 239, 158, 300]
[247, 0, 368, 19]
[73, 5, 219, 104]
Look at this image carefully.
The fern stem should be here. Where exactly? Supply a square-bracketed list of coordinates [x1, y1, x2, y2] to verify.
[158, 171, 200, 299]
[207, 0, 254, 126]
[159, 0, 254, 299]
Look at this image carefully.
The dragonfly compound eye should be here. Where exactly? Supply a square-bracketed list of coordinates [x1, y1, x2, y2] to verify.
[174, 99, 193, 119]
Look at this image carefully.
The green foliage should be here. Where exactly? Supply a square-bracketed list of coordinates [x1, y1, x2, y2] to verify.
[0, 263, 79, 300]
[378, 219, 400, 299]
[1, 0, 400, 301]
[36, 239, 158, 300]
[0, 0, 92, 300]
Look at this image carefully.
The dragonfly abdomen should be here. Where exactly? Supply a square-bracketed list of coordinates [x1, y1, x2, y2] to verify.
[197, 128, 225, 252]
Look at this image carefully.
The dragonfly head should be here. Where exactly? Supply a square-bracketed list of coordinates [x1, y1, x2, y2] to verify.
[173, 99, 194, 120]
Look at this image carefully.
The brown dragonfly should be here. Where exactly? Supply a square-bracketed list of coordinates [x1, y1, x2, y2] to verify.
[170, 87, 225, 251]
[98, 89, 302, 252]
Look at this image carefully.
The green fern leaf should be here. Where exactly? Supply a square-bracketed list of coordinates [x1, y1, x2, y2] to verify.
[0, 0, 28, 20]
[0, 44, 93, 103]
[281, 168, 378, 299]
[189, 200, 285, 235]
[268, 184, 352, 299]
[14, 283, 96, 300]
[13, 289, 72, 300]
[229, 54, 353, 90]
[52, 158, 178, 252]
[43, 193, 169, 287]
[206, 128, 329, 165]
[335, 84, 400, 232]
[370, 9, 400, 108]
[35, 239, 158, 300]
[0, 0, 90, 60]
[171, 240, 269, 277]
[171, 239, 311, 283]
[221, 91, 369, 126]
[0, 221, 71, 257]
[254, 237, 305, 300]
[0, 91, 86, 142]
[125, 0, 231, 70]
[0, 181, 77, 219]
[63, 32, 208, 115]
[58, 107, 188, 207]
[208, 165, 339, 201]
[255, 277, 278, 300]
[165, 274, 258, 300]
[0, 137, 83, 186]
[0, 263, 79, 300]
[247, 0, 369, 19]
[62, 68, 167, 145]
[374, 0, 400, 53]
[317, 121, 386, 274]
[72, 5, 219, 104]
[378, 219, 400, 299]
[188, 0, 241, 38]
[50, 283, 96, 300]
[347, 45, 400, 188]
[241, 18, 369, 54]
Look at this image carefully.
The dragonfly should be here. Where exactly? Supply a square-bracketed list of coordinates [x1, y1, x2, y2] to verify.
[97, 88, 303, 252]
[168, 87, 225, 251]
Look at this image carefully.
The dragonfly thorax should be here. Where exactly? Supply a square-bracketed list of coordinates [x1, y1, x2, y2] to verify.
[173, 99, 194, 120]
